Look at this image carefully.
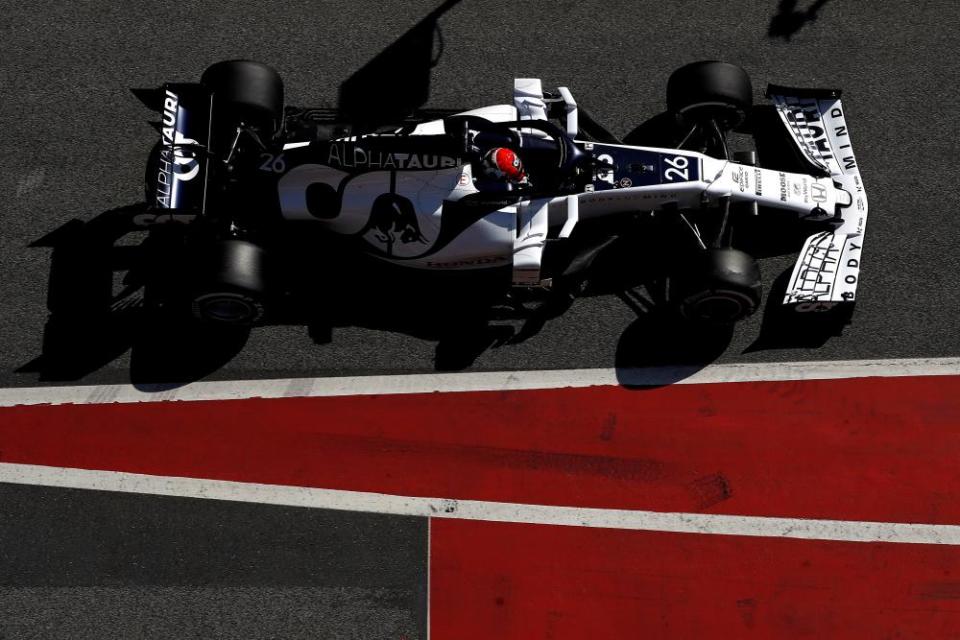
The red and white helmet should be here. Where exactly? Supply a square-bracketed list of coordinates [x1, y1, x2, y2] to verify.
[482, 147, 526, 182]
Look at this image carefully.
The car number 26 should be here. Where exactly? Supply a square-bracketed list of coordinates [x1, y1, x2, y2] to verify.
[663, 155, 690, 182]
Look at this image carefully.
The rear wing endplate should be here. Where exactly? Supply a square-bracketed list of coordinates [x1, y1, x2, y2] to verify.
[152, 83, 212, 212]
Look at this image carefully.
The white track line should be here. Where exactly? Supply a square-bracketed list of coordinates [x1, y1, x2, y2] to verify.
[2, 357, 959, 408]
[1, 462, 958, 545]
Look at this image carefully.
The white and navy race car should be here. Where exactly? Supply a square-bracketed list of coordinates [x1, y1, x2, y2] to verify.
[143, 59, 867, 325]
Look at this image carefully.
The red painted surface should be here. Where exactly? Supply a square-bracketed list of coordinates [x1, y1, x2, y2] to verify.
[1, 376, 960, 524]
[430, 518, 960, 639]
[4, 375, 960, 637]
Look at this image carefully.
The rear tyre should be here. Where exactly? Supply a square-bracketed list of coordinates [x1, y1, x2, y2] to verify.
[201, 60, 284, 134]
[672, 248, 762, 324]
[190, 239, 267, 325]
[667, 61, 752, 128]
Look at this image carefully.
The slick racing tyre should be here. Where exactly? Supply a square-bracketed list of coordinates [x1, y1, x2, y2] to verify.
[201, 60, 284, 133]
[667, 61, 752, 128]
[190, 239, 267, 326]
[672, 248, 762, 324]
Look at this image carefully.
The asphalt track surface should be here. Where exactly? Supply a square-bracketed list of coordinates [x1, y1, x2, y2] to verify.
[2, 0, 960, 637]
[3, 0, 960, 388]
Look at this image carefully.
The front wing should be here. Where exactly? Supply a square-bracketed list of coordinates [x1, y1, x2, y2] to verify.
[768, 85, 868, 310]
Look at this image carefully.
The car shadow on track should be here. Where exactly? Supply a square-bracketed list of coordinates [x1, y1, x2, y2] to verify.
[17, 202, 738, 387]
[16, 197, 850, 389]
[17, 102, 851, 388]
[16, 206, 253, 386]
[745, 267, 854, 352]
[337, 0, 462, 129]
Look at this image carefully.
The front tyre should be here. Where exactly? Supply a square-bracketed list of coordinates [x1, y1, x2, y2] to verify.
[672, 248, 762, 324]
[667, 61, 752, 129]
[190, 239, 267, 326]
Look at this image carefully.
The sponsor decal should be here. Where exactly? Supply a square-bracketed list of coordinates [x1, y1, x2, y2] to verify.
[171, 137, 200, 181]
[753, 168, 762, 196]
[730, 167, 749, 193]
[583, 191, 679, 204]
[780, 99, 858, 175]
[830, 107, 858, 172]
[160, 90, 178, 150]
[778, 172, 788, 202]
[787, 232, 867, 304]
[156, 89, 200, 208]
[783, 99, 832, 167]
[596, 153, 616, 186]
[795, 301, 839, 313]
[155, 90, 179, 208]
[327, 143, 461, 170]
[810, 182, 828, 204]
[363, 193, 428, 256]
[426, 255, 509, 268]
[156, 155, 173, 207]
[132, 211, 198, 227]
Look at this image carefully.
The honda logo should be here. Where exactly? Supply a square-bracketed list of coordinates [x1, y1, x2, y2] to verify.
[810, 182, 828, 204]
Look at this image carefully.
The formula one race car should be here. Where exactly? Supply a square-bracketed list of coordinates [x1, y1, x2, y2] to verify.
[141, 59, 867, 326]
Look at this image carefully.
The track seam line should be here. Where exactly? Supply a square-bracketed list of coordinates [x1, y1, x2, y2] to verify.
[426, 516, 432, 640]
[3, 357, 960, 407]
[2, 462, 959, 545]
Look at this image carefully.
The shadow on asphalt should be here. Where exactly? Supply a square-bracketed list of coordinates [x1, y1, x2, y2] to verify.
[745, 267, 854, 353]
[614, 309, 734, 389]
[768, 0, 832, 40]
[17, 106, 853, 388]
[21, 200, 849, 389]
[18, 203, 713, 386]
[15, 206, 252, 386]
[17, 19, 852, 388]
[337, 0, 462, 129]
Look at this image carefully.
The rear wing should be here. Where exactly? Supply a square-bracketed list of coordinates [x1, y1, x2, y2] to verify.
[151, 84, 212, 212]
[767, 85, 868, 310]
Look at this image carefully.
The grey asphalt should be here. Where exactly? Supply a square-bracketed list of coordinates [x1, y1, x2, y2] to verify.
[1, 1, 959, 637]
[3, 0, 960, 389]
[0, 483, 428, 639]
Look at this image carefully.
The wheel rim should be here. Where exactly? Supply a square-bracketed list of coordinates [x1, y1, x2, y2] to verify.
[683, 290, 754, 323]
[193, 292, 261, 325]
[677, 103, 745, 128]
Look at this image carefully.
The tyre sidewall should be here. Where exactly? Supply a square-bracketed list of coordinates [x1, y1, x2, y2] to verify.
[201, 60, 284, 132]
[190, 239, 268, 326]
[674, 248, 762, 324]
[667, 61, 753, 127]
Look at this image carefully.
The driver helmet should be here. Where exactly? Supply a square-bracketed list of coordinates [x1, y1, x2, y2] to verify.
[482, 147, 527, 183]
